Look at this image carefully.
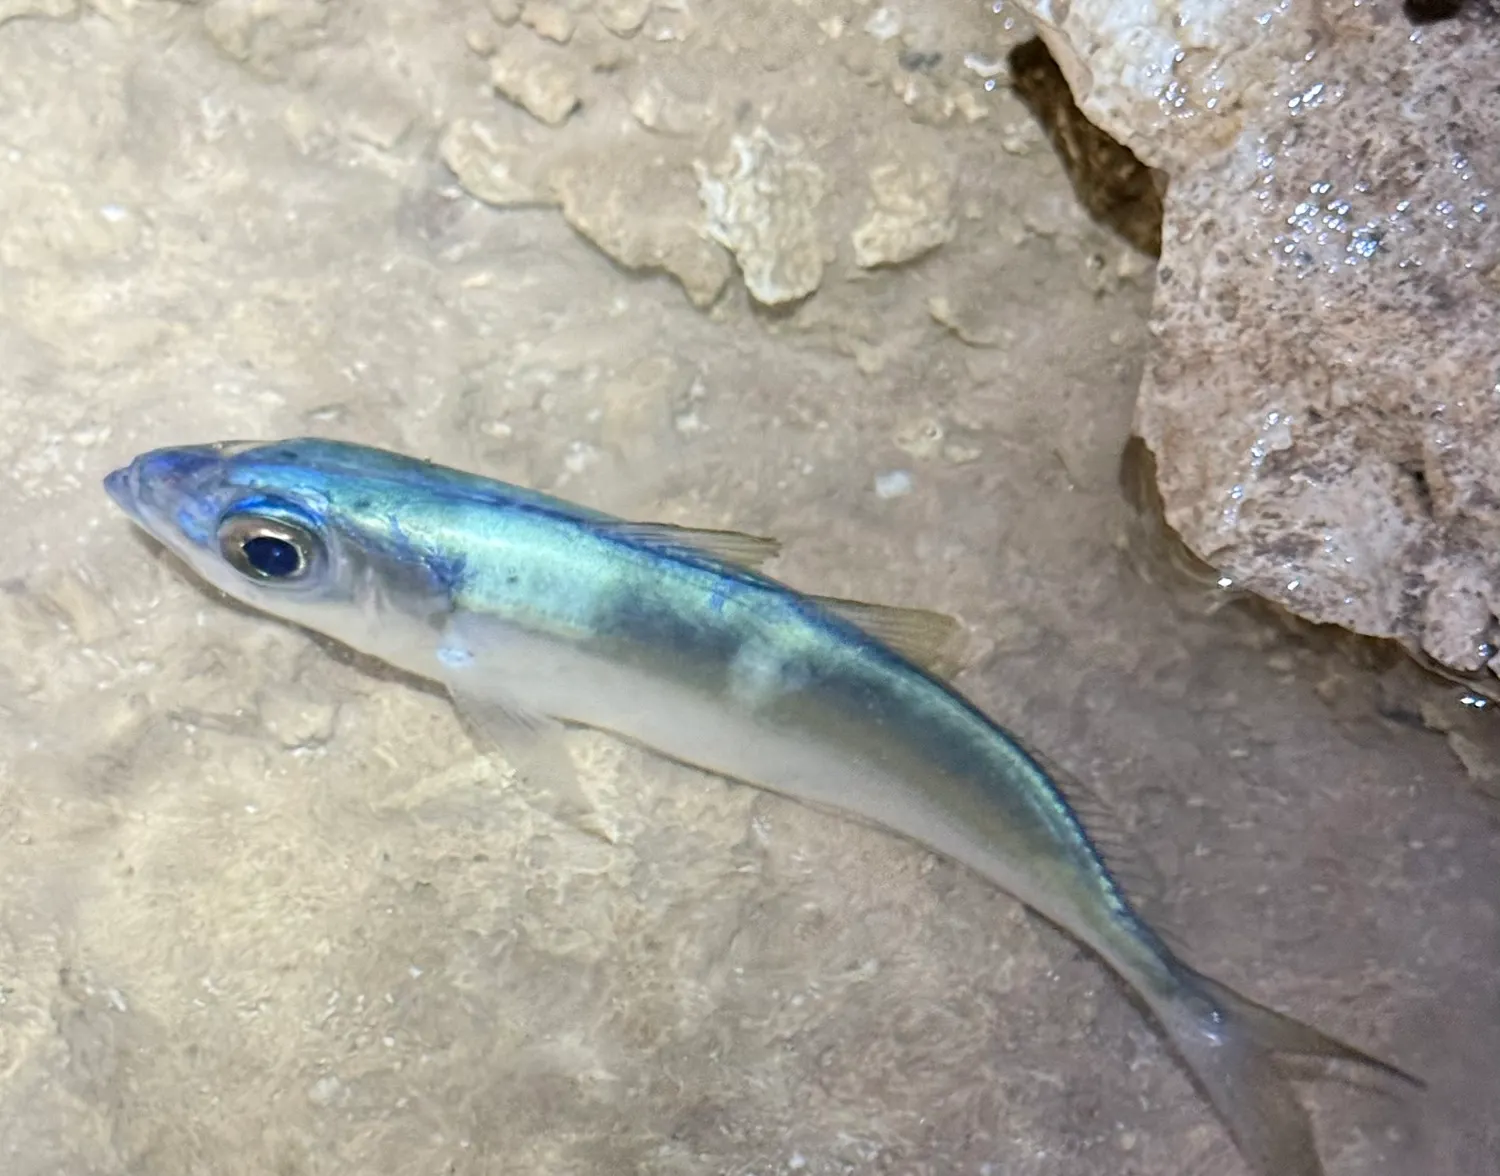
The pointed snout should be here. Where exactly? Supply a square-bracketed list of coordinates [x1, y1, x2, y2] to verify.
[103, 442, 256, 544]
[104, 442, 243, 511]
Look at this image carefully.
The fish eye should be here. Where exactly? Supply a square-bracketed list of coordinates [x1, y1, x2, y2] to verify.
[217, 512, 323, 582]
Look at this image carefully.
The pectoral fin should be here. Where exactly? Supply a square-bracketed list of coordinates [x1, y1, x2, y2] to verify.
[445, 684, 616, 844]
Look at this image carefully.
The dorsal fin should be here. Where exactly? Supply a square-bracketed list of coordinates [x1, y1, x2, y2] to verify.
[810, 595, 966, 677]
[601, 521, 782, 570]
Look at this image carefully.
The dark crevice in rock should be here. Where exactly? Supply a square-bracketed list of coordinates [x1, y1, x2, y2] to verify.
[1405, 0, 1499, 23]
[1404, 0, 1465, 24]
[1006, 38, 1165, 259]
[1400, 459, 1435, 519]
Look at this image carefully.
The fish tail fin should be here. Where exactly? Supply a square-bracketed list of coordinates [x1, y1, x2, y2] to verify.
[1140, 960, 1422, 1176]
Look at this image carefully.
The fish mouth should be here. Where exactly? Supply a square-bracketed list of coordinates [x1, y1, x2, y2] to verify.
[103, 462, 145, 524]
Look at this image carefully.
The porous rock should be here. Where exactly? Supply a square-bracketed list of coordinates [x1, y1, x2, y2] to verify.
[629, 74, 709, 137]
[520, 0, 573, 44]
[487, 0, 520, 25]
[850, 160, 955, 269]
[696, 127, 830, 306]
[1014, 0, 1500, 681]
[551, 146, 733, 309]
[440, 118, 553, 208]
[202, 0, 330, 74]
[489, 40, 582, 126]
[596, 0, 651, 37]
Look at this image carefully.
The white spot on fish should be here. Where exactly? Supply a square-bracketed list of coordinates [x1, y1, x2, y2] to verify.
[728, 638, 808, 709]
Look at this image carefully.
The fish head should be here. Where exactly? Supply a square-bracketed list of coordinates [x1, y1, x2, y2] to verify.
[104, 439, 465, 667]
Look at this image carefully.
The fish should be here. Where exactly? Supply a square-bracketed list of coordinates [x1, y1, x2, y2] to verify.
[103, 437, 1419, 1175]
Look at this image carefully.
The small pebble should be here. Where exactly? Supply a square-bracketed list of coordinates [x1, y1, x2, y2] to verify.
[864, 6, 901, 40]
[874, 470, 913, 499]
[521, 0, 574, 43]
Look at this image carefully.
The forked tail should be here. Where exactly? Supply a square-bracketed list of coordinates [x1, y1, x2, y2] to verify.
[1141, 960, 1422, 1176]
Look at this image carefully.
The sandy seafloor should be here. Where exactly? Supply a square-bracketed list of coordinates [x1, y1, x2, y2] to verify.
[1, 3, 1497, 1174]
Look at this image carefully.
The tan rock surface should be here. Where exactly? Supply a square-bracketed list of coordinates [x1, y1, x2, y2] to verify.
[1022, 0, 1500, 681]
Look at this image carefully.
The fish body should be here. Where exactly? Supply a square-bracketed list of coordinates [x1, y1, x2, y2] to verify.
[104, 438, 1417, 1176]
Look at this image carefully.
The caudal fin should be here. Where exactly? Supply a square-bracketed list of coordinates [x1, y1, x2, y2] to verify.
[1144, 963, 1421, 1176]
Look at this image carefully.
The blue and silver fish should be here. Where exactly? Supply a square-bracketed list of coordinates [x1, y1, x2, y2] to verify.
[104, 438, 1418, 1175]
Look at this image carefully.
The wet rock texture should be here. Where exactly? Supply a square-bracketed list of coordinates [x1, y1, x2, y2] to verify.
[1024, 0, 1500, 681]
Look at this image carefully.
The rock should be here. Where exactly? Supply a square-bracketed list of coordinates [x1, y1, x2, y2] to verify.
[487, 0, 520, 25]
[202, 0, 330, 75]
[550, 146, 733, 308]
[439, 119, 553, 208]
[1421, 567, 1498, 675]
[0, 0, 75, 27]
[260, 690, 339, 751]
[1021, 0, 1302, 174]
[341, 90, 415, 152]
[641, 0, 694, 44]
[489, 41, 582, 126]
[596, 0, 651, 37]
[893, 417, 945, 460]
[628, 74, 709, 137]
[1011, 1, 1500, 681]
[926, 294, 1001, 348]
[464, 27, 497, 57]
[851, 160, 955, 269]
[696, 127, 830, 306]
[890, 72, 954, 126]
[520, 0, 573, 44]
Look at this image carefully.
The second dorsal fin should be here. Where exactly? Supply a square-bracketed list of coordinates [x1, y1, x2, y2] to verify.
[810, 595, 966, 677]
[602, 521, 782, 570]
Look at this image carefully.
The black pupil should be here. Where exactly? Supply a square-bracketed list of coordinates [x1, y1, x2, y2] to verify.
[242, 535, 302, 577]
